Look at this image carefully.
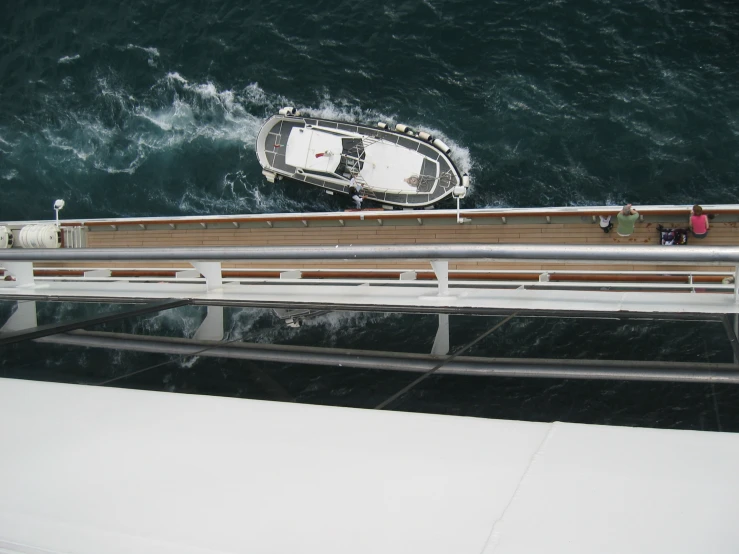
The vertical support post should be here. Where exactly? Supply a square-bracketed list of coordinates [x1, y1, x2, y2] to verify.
[431, 313, 450, 356]
[1, 300, 37, 332]
[191, 261, 223, 291]
[722, 315, 739, 366]
[734, 266, 739, 303]
[84, 269, 112, 278]
[3, 261, 34, 287]
[430, 260, 449, 297]
[735, 314, 739, 365]
[193, 306, 224, 341]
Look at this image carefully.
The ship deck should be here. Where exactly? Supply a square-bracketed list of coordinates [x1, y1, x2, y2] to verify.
[65, 206, 739, 274]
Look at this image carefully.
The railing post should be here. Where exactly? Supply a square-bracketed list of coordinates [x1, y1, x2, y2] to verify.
[431, 260, 449, 296]
[3, 261, 34, 287]
[431, 314, 449, 356]
[0, 300, 37, 332]
[735, 266, 739, 303]
[191, 261, 223, 291]
[194, 306, 224, 341]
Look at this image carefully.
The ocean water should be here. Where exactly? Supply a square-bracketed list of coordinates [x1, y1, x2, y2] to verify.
[2, 0, 739, 429]
[1, 0, 738, 221]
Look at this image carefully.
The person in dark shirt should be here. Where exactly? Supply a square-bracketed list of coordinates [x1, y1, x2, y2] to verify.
[349, 176, 365, 209]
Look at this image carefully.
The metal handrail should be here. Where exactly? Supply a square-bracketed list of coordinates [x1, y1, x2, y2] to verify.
[25, 266, 736, 276]
[2, 244, 739, 264]
[6, 203, 739, 228]
[26, 276, 734, 291]
[39, 332, 739, 384]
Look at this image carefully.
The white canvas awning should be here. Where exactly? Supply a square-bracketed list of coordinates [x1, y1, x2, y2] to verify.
[362, 141, 426, 192]
[285, 128, 342, 173]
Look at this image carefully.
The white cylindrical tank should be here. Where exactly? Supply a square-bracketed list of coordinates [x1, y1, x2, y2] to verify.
[0, 226, 13, 249]
[17, 225, 61, 249]
[432, 138, 451, 154]
[377, 122, 388, 130]
[278, 107, 296, 116]
[395, 123, 410, 133]
[462, 173, 470, 188]
[418, 131, 434, 142]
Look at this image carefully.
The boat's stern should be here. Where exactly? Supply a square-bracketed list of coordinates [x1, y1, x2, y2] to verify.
[255, 115, 281, 175]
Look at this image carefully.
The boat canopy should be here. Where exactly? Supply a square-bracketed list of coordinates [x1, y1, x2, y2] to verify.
[362, 141, 427, 193]
[285, 128, 342, 174]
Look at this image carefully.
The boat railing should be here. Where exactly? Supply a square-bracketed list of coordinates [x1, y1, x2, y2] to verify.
[361, 136, 382, 149]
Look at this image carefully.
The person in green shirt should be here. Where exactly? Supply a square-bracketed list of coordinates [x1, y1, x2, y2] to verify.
[616, 204, 639, 236]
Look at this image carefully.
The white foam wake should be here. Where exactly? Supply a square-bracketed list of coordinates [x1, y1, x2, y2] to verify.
[40, 71, 286, 176]
[58, 54, 80, 64]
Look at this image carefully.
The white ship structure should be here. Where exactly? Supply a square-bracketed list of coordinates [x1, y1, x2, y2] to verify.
[1, 201, 739, 552]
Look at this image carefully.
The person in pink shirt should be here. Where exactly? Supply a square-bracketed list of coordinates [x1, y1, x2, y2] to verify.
[689, 204, 709, 238]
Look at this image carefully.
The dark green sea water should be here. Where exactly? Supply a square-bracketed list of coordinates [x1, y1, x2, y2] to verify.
[1, 0, 739, 429]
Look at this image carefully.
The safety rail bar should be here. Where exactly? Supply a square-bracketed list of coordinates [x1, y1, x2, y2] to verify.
[2, 244, 739, 264]
[5, 203, 739, 229]
[24, 276, 735, 292]
[23, 267, 737, 278]
[2, 245, 739, 305]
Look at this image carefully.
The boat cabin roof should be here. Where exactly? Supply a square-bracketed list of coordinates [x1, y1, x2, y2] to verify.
[362, 142, 426, 193]
[285, 128, 342, 174]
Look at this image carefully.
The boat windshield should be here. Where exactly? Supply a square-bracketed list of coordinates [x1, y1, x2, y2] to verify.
[334, 138, 365, 178]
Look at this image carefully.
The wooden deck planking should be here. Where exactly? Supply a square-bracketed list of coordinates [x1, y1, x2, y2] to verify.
[88, 227, 737, 248]
[60, 219, 738, 275]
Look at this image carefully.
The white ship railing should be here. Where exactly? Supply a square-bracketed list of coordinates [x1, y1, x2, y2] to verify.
[3, 203, 739, 228]
[4, 243, 739, 383]
[1, 243, 739, 264]
[1, 244, 739, 314]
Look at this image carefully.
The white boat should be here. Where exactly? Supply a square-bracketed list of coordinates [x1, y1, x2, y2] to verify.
[256, 107, 469, 208]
